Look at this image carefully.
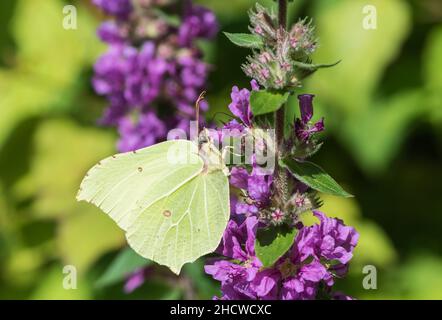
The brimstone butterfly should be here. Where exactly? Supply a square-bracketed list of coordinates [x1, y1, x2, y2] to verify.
[76, 132, 230, 274]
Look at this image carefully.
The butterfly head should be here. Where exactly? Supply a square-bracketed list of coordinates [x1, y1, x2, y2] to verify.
[198, 128, 228, 175]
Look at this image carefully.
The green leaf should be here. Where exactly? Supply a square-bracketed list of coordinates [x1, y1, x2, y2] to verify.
[250, 90, 290, 116]
[280, 157, 353, 197]
[96, 247, 151, 288]
[183, 259, 219, 299]
[292, 60, 341, 71]
[255, 225, 298, 268]
[283, 95, 297, 139]
[224, 32, 263, 49]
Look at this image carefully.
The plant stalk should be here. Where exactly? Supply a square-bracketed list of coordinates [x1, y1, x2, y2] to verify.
[275, 0, 289, 204]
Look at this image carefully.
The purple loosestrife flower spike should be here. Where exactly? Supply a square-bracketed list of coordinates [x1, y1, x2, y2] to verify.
[205, 0, 358, 301]
[92, 0, 219, 152]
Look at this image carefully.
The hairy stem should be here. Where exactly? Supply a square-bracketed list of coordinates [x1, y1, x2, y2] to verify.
[278, 0, 288, 30]
[274, 0, 289, 204]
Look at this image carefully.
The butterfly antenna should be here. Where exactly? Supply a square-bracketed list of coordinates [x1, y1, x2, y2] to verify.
[195, 91, 206, 135]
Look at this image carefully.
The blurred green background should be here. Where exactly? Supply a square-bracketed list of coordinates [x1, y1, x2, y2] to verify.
[0, 0, 441, 299]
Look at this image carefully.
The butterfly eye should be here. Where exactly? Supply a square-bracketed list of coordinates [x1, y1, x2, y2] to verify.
[199, 136, 209, 145]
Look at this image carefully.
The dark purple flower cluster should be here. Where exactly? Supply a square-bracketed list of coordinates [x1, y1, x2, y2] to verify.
[294, 94, 324, 142]
[205, 211, 358, 300]
[92, 0, 218, 152]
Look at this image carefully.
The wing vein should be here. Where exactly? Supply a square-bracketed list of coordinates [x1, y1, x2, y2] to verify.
[203, 177, 211, 242]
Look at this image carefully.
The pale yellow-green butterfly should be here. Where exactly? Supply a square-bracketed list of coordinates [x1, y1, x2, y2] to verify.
[77, 93, 230, 274]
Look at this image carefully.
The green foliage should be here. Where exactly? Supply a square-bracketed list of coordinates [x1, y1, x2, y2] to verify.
[255, 225, 298, 268]
[250, 90, 290, 116]
[183, 259, 220, 299]
[280, 157, 352, 197]
[57, 205, 125, 273]
[30, 265, 92, 300]
[306, 0, 420, 174]
[13, 119, 116, 218]
[224, 32, 263, 49]
[0, 0, 101, 151]
[423, 26, 442, 125]
[283, 95, 297, 139]
[96, 248, 152, 289]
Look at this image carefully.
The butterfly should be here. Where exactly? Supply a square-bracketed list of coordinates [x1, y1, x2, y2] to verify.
[77, 96, 230, 274]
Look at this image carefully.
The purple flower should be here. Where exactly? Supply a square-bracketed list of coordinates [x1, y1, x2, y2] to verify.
[93, 0, 133, 20]
[205, 216, 264, 299]
[310, 211, 359, 264]
[218, 216, 259, 263]
[247, 160, 273, 204]
[230, 167, 249, 190]
[93, 45, 137, 97]
[92, 1, 218, 152]
[235, 202, 259, 216]
[124, 269, 145, 293]
[228, 81, 259, 127]
[206, 216, 281, 300]
[280, 260, 328, 300]
[206, 211, 358, 300]
[229, 157, 273, 212]
[179, 1, 219, 46]
[117, 112, 167, 152]
[97, 22, 127, 44]
[298, 94, 314, 123]
[294, 94, 324, 142]
[223, 120, 247, 137]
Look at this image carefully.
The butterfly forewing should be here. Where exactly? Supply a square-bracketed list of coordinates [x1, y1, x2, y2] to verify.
[77, 140, 203, 231]
[77, 139, 230, 274]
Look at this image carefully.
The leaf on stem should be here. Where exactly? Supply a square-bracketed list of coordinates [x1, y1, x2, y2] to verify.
[224, 32, 264, 49]
[250, 90, 290, 116]
[280, 157, 353, 198]
[255, 225, 298, 268]
[96, 247, 152, 288]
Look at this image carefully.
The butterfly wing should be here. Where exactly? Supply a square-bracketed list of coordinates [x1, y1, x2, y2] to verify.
[77, 139, 230, 274]
[77, 140, 203, 232]
[126, 169, 230, 274]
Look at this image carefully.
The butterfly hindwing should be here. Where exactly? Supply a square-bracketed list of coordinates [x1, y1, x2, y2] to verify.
[126, 169, 230, 274]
